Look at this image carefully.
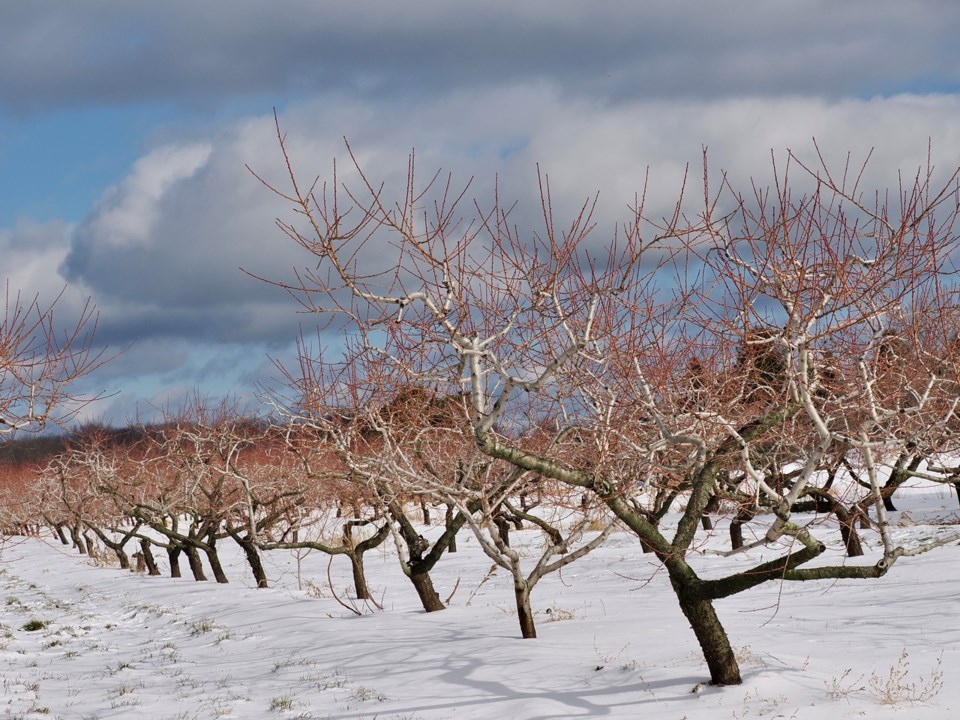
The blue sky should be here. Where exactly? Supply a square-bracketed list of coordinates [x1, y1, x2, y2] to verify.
[4, 0, 960, 426]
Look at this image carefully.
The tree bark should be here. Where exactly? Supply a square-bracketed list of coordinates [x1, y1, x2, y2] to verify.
[236, 537, 268, 588]
[409, 570, 444, 612]
[69, 525, 87, 555]
[673, 583, 741, 685]
[514, 583, 537, 639]
[167, 545, 182, 578]
[204, 544, 229, 584]
[184, 545, 207, 581]
[348, 552, 370, 600]
[140, 538, 161, 576]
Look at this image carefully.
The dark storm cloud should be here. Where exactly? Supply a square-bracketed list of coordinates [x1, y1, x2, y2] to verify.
[2, 0, 958, 114]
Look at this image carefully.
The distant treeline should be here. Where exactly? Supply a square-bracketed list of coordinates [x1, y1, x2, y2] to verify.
[0, 433, 68, 467]
[0, 424, 161, 467]
[0, 418, 270, 468]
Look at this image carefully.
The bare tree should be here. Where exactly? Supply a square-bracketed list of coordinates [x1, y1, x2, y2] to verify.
[453, 474, 617, 639]
[273, 367, 475, 612]
[332, 379, 618, 637]
[40, 433, 145, 569]
[240, 416, 395, 602]
[1, 288, 104, 435]
[254, 121, 960, 685]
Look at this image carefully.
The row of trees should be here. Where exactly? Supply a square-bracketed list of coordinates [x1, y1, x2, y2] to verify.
[5, 132, 960, 687]
[6, 366, 959, 657]
[0, 287, 106, 539]
[1, 401, 614, 635]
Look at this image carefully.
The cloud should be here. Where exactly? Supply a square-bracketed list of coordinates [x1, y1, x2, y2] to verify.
[73, 143, 212, 252]
[59, 128, 305, 346]
[21, 88, 960, 424]
[2, 1, 959, 114]
[61, 140, 216, 306]
[1, 218, 72, 294]
[0, 219, 92, 331]
[58, 89, 960, 346]
[5, 1, 959, 428]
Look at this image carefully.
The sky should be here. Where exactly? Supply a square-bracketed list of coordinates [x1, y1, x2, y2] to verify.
[4, 0, 960, 426]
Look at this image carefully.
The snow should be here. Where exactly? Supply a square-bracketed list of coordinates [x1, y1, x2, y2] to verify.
[1, 490, 958, 719]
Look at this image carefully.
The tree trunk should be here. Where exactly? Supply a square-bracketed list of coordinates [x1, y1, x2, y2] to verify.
[350, 520, 391, 598]
[729, 522, 744, 550]
[83, 532, 98, 558]
[70, 525, 87, 555]
[494, 515, 511, 547]
[113, 546, 130, 570]
[238, 538, 268, 588]
[204, 545, 229, 584]
[54, 525, 70, 545]
[385, 496, 466, 612]
[140, 539, 161, 576]
[835, 505, 864, 557]
[445, 505, 457, 553]
[701, 494, 720, 531]
[799, 490, 864, 558]
[875, 453, 922, 512]
[349, 552, 370, 600]
[670, 571, 741, 685]
[184, 545, 207, 581]
[409, 569, 444, 612]
[729, 506, 756, 550]
[167, 545, 182, 578]
[514, 583, 537, 639]
[614, 482, 743, 685]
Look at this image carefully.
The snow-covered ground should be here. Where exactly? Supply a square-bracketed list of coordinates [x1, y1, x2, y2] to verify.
[2, 489, 959, 719]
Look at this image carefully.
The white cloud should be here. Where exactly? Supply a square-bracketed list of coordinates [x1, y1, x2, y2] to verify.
[0, 219, 89, 325]
[60, 90, 960, 348]
[5, 1, 959, 427]
[81, 143, 211, 250]
[33, 88, 960, 423]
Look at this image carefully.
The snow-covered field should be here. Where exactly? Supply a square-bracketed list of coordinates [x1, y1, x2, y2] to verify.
[2, 491, 959, 719]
